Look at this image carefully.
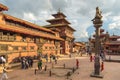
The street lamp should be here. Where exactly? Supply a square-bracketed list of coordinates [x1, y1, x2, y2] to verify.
[90, 7, 103, 78]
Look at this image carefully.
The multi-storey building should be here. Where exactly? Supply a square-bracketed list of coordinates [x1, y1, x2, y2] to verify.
[0, 3, 63, 63]
[73, 42, 85, 53]
[45, 10, 75, 54]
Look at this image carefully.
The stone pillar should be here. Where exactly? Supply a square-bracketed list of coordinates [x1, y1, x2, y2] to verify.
[90, 7, 103, 78]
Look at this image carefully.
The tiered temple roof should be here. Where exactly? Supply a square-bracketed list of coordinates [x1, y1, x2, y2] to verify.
[109, 35, 120, 39]
[52, 12, 66, 18]
[93, 28, 106, 38]
[46, 11, 75, 32]
[105, 41, 120, 45]
[100, 28, 104, 33]
[45, 24, 76, 31]
[0, 3, 8, 11]
[74, 42, 82, 46]
[47, 18, 70, 24]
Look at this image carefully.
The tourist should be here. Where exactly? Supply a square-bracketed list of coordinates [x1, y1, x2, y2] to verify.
[76, 59, 79, 69]
[53, 55, 57, 64]
[50, 54, 52, 63]
[21, 58, 24, 69]
[37, 59, 42, 70]
[22, 57, 27, 69]
[1, 56, 6, 67]
[100, 50, 105, 61]
[0, 67, 8, 80]
[28, 57, 33, 68]
[101, 61, 104, 71]
[90, 55, 93, 62]
[45, 54, 48, 63]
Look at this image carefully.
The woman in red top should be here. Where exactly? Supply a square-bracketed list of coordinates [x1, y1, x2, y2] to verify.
[76, 59, 79, 69]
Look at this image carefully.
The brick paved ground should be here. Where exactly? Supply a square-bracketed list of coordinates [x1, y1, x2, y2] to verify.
[0, 54, 120, 80]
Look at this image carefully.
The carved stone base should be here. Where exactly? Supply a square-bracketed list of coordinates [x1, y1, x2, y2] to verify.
[90, 72, 103, 78]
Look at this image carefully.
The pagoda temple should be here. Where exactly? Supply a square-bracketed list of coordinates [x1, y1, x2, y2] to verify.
[45, 10, 75, 54]
[89, 29, 108, 52]
[89, 28, 120, 55]
[105, 35, 120, 55]
[0, 3, 63, 63]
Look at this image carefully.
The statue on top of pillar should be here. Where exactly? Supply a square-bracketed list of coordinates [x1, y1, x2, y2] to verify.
[95, 7, 102, 19]
[92, 7, 103, 25]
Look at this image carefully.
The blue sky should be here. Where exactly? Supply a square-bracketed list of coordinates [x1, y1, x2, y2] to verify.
[0, 0, 120, 41]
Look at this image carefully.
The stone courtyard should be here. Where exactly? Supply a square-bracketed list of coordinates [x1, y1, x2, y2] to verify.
[0, 55, 119, 80]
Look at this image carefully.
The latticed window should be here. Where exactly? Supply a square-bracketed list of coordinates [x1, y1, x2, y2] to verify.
[30, 46, 34, 50]
[49, 47, 51, 50]
[45, 47, 48, 50]
[22, 36, 26, 42]
[0, 44, 8, 51]
[22, 46, 27, 50]
[53, 47, 54, 50]
[13, 46, 18, 50]
[35, 38, 39, 43]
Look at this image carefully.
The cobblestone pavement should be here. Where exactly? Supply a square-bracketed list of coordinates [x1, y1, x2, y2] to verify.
[0, 55, 120, 80]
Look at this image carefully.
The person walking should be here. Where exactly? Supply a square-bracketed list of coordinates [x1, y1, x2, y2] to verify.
[101, 61, 104, 71]
[53, 55, 57, 64]
[50, 54, 52, 63]
[1, 56, 6, 67]
[90, 55, 93, 62]
[76, 59, 79, 69]
[45, 54, 48, 63]
[38, 59, 42, 70]
[28, 57, 33, 68]
[0, 67, 8, 80]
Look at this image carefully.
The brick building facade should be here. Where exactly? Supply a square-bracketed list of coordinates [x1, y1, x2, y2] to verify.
[0, 3, 63, 63]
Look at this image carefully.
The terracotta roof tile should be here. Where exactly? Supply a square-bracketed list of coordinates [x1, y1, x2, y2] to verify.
[45, 24, 76, 31]
[52, 12, 66, 17]
[110, 35, 120, 39]
[105, 41, 120, 45]
[47, 18, 70, 24]
[0, 3, 8, 11]
[0, 23, 64, 41]
[3, 14, 55, 34]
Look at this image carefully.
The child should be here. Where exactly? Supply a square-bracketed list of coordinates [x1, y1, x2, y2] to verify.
[101, 62, 104, 71]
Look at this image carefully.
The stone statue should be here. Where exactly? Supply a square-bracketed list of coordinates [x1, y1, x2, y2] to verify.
[95, 7, 102, 19]
[92, 7, 103, 24]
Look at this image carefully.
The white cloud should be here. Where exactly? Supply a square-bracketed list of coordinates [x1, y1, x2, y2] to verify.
[103, 12, 112, 21]
[23, 13, 37, 21]
[108, 16, 120, 30]
[112, 16, 120, 21]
